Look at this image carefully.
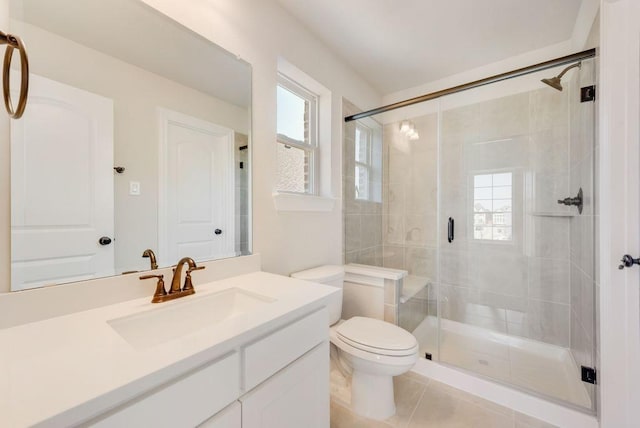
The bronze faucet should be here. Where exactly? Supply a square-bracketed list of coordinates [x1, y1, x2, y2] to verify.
[142, 249, 158, 270]
[139, 257, 205, 303]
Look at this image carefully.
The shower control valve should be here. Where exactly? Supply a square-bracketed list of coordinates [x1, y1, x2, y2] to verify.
[618, 254, 640, 270]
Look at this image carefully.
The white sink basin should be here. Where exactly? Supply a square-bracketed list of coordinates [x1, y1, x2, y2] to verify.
[108, 288, 276, 349]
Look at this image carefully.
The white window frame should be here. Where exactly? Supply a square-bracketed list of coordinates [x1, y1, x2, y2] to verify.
[273, 57, 335, 212]
[276, 74, 319, 195]
[470, 171, 514, 243]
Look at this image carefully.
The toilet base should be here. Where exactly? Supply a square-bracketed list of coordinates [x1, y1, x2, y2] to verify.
[351, 370, 396, 420]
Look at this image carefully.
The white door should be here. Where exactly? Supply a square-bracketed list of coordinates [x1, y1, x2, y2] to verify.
[10, 75, 114, 291]
[600, 0, 640, 427]
[158, 109, 235, 266]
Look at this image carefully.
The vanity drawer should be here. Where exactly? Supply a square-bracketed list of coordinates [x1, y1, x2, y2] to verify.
[89, 352, 240, 428]
[243, 308, 328, 390]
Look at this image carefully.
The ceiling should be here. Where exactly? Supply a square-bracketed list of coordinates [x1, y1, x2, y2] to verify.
[276, 0, 585, 95]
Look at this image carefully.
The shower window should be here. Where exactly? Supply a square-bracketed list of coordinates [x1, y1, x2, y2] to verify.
[355, 123, 372, 200]
[472, 172, 513, 241]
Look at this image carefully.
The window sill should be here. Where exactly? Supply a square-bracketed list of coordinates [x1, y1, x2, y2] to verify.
[273, 192, 336, 212]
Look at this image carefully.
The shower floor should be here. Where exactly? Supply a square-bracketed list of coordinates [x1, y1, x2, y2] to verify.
[412, 316, 591, 408]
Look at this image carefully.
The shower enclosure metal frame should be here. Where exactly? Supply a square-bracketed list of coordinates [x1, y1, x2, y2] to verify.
[345, 48, 596, 123]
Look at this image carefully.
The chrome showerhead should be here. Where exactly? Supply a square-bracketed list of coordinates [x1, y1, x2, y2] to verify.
[541, 62, 581, 91]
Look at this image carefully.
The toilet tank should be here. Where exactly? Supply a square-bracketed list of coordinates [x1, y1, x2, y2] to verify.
[291, 265, 344, 325]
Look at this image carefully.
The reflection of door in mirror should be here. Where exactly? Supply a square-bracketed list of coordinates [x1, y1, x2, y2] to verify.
[158, 109, 235, 267]
[11, 74, 114, 291]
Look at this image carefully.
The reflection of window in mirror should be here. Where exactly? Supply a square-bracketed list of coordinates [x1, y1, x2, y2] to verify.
[472, 172, 513, 241]
[275, 74, 318, 194]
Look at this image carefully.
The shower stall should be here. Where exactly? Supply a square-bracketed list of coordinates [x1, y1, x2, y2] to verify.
[343, 53, 597, 414]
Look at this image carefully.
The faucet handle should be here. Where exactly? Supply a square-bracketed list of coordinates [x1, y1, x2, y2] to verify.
[139, 274, 167, 303]
[183, 265, 205, 292]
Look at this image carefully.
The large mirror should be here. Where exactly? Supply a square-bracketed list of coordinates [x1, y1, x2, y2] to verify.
[9, 0, 252, 291]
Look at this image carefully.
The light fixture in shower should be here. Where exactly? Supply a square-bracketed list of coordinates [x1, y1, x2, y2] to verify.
[541, 62, 581, 91]
[399, 120, 419, 140]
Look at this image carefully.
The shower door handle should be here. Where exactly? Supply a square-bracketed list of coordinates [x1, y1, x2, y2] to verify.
[447, 217, 454, 243]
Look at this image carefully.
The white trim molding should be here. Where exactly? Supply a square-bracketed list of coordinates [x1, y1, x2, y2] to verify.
[599, 0, 640, 427]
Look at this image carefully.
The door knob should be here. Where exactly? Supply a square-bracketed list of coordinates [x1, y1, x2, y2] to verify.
[98, 236, 112, 246]
[214, 229, 222, 235]
[618, 254, 640, 270]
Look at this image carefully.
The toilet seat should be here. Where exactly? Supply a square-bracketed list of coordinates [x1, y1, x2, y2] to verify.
[335, 317, 418, 357]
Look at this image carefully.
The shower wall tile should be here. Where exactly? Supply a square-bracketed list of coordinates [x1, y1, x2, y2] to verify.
[526, 299, 571, 347]
[530, 87, 569, 131]
[441, 103, 479, 139]
[386, 185, 405, 216]
[532, 217, 570, 259]
[439, 248, 469, 286]
[382, 245, 405, 270]
[467, 248, 528, 297]
[472, 93, 530, 142]
[361, 215, 382, 248]
[533, 173, 570, 213]
[530, 127, 570, 177]
[528, 257, 570, 304]
[406, 247, 437, 279]
[344, 214, 361, 252]
[580, 271, 595, 342]
[384, 214, 404, 245]
[404, 214, 437, 247]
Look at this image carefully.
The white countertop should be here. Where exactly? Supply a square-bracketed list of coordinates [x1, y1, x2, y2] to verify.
[0, 272, 338, 427]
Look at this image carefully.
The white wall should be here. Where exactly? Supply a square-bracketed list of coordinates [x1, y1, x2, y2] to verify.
[0, 0, 382, 293]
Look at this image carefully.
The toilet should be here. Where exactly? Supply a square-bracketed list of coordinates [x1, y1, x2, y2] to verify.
[291, 265, 419, 420]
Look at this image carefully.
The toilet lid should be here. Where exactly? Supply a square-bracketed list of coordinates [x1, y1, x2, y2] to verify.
[336, 317, 418, 356]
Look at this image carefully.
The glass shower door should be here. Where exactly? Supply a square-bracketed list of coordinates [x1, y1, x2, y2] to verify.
[436, 60, 597, 411]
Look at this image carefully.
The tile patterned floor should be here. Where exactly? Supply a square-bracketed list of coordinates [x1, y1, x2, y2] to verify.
[330, 369, 558, 428]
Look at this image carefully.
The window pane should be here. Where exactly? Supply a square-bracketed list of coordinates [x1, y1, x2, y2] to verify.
[474, 200, 492, 212]
[277, 85, 308, 143]
[474, 213, 489, 226]
[355, 127, 370, 163]
[276, 143, 310, 193]
[472, 171, 513, 242]
[493, 199, 512, 212]
[355, 165, 369, 200]
[474, 187, 492, 200]
[474, 226, 492, 240]
[493, 227, 512, 241]
[493, 186, 512, 199]
[474, 174, 492, 187]
[493, 173, 512, 186]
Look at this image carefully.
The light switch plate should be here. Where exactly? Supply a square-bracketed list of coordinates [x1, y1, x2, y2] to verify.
[129, 181, 141, 196]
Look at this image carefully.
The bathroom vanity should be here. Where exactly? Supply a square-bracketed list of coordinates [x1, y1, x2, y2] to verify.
[0, 271, 338, 427]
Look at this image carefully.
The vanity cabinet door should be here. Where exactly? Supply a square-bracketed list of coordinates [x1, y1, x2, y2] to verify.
[240, 342, 329, 428]
[198, 401, 241, 428]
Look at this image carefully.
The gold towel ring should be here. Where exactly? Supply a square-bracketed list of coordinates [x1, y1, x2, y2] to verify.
[2, 32, 29, 119]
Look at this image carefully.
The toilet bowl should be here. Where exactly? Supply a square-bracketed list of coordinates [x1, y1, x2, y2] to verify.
[291, 265, 419, 421]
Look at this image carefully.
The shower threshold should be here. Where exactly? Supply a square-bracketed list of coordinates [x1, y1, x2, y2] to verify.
[412, 316, 592, 409]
